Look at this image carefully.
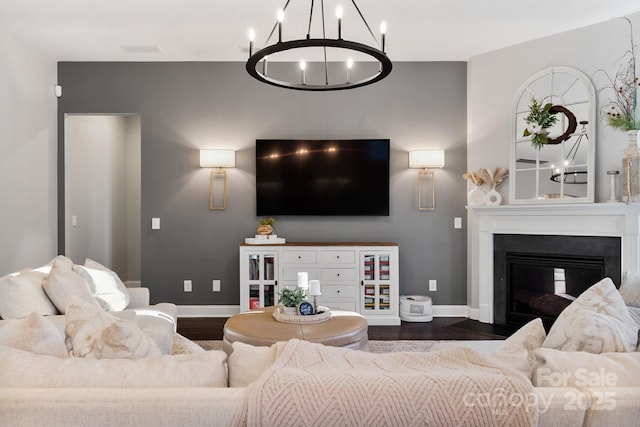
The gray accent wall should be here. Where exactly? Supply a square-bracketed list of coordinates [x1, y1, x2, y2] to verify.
[57, 62, 467, 306]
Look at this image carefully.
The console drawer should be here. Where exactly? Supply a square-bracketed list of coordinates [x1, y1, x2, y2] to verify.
[322, 284, 356, 299]
[318, 250, 356, 265]
[320, 268, 356, 282]
[282, 267, 318, 282]
[323, 301, 357, 312]
[281, 250, 317, 264]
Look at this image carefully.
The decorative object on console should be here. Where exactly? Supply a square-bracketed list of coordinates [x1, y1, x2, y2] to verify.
[297, 272, 309, 290]
[463, 167, 508, 206]
[308, 279, 322, 313]
[272, 305, 331, 324]
[622, 130, 640, 203]
[607, 170, 620, 202]
[256, 217, 275, 235]
[199, 149, 235, 210]
[600, 18, 639, 133]
[408, 150, 445, 211]
[245, 0, 391, 91]
[278, 287, 306, 315]
[477, 167, 509, 206]
[462, 171, 486, 206]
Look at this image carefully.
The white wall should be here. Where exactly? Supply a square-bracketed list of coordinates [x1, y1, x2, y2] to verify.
[466, 13, 640, 313]
[0, 36, 57, 274]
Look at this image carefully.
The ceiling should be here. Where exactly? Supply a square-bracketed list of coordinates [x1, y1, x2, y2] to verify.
[2, 0, 639, 62]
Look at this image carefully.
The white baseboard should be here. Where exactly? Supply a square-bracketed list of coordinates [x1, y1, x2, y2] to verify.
[178, 305, 240, 318]
[431, 305, 469, 317]
[177, 304, 471, 319]
[468, 308, 480, 320]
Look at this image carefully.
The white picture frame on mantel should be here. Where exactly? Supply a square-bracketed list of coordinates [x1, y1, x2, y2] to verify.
[510, 66, 596, 204]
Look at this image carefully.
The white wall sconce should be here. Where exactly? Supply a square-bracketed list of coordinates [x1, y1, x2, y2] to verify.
[200, 149, 235, 210]
[409, 150, 445, 211]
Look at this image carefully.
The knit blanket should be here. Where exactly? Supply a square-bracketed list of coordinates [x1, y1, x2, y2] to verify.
[230, 339, 537, 427]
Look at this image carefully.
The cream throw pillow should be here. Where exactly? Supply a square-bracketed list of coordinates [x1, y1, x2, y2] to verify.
[43, 258, 100, 314]
[620, 272, 640, 308]
[65, 296, 161, 359]
[73, 265, 129, 311]
[0, 312, 68, 357]
[0, 269, 57, 319]
[171, 333, 205, 355]
[83, 259, 130, 307]
[0, 345, 228, 388]
[542, 277, 637, 353]
[491, 318, 546, 378]
[532, 347, 640, 387]
[228, 341, 277, 387]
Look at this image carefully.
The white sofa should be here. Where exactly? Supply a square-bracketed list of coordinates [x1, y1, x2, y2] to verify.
[1, 264, 639, 426]
[0, 256, 177, 354]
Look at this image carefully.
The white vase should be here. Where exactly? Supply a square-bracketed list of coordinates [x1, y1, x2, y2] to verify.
[467, 186, 486, 206]
[484, 189, 502, 206]
[622, 130, 640, 203]
[283, 306, 297, 315]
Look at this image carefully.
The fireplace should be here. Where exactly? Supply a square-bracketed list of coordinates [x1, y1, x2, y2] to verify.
[470, 204, 640, 324]
[494, 234, 621, 328]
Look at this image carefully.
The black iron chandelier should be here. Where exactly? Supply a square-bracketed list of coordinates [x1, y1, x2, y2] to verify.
[246, 0, 392, 91]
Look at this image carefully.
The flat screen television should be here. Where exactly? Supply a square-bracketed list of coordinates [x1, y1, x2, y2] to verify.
[256, 139, 390, 216]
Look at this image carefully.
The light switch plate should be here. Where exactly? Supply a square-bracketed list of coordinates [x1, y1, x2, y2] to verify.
[151, 218, 160, 229]
[429, 279, 437, 291]
[184, 280, 192, 292]
[454, 217, 462, 229]
[212, 280, 221, 292]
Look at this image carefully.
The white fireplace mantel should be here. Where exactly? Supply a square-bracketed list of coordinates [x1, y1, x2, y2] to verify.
[468, 203, 640, 323]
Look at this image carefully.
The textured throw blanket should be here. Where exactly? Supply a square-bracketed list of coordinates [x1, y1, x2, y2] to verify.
[231, 339, 537, 427]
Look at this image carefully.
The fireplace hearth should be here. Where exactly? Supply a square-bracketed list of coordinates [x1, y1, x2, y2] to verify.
[494, 234, 621, 329]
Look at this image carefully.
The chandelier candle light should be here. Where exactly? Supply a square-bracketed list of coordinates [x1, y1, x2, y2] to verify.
[246, 0, 392, 91]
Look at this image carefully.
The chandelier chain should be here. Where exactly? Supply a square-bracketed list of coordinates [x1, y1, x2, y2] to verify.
[349, 0, 379, 48]
[320, 0, 329, 84]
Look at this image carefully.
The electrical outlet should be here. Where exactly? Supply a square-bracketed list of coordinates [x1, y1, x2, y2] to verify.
[429, 279, 437, 292]
[183, 280, 192, 292]
[212, 280, 221, 292]
[454, 217, 462, 229]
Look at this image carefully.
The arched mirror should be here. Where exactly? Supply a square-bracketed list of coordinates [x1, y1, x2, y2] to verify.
[510, 66, 596, 204]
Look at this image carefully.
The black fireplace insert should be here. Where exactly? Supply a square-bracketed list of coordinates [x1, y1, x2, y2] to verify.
[494, 234, 621, 329]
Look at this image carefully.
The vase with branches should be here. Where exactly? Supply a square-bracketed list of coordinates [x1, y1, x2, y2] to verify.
[599, 17, 640, 202]
[601, 17, 639, 132]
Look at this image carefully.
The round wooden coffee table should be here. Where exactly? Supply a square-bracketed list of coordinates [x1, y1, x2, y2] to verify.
[223, 306, 368, 354]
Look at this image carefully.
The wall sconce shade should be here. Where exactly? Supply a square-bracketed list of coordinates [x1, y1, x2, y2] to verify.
[200, 149, 236, 168]
[200, 149, 235, 210]
[409, 150, 445, 169]
[408, 150, 445, 211]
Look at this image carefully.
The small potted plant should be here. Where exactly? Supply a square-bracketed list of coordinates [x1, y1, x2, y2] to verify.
[278, 287, 306, 314]
[257, 217, 275, 235]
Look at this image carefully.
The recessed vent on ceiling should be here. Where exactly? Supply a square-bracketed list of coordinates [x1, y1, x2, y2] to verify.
[120, 45, 162, 53]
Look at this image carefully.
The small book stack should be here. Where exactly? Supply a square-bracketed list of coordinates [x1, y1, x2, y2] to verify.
[244, 234, 286, 245]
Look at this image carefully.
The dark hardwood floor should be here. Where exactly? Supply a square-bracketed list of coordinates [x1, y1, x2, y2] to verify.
[177, 316, 516, 341]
